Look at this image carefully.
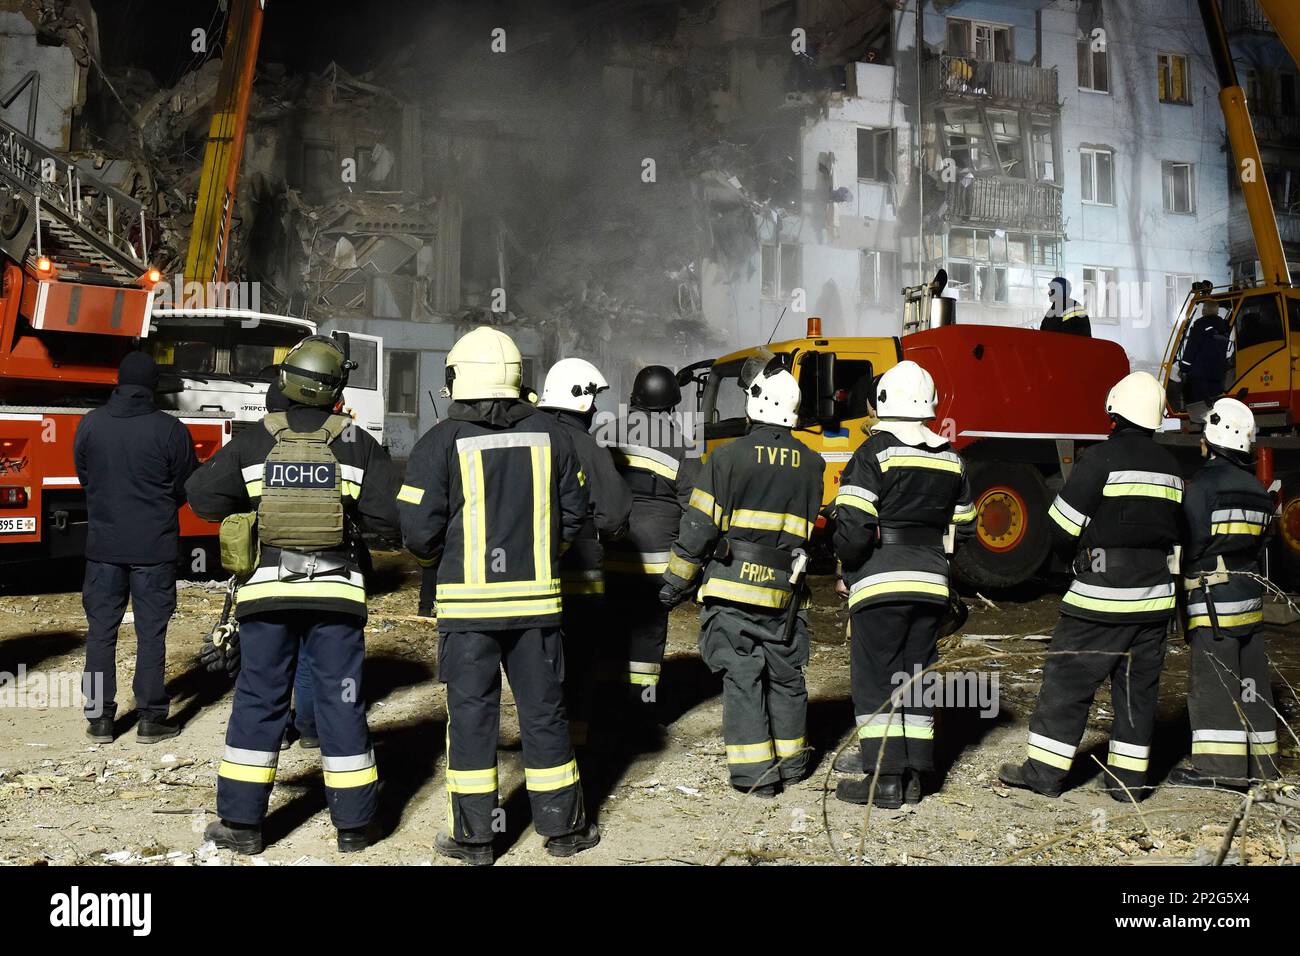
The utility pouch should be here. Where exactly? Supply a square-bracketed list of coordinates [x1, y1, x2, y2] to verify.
[219, 511, 259, 577]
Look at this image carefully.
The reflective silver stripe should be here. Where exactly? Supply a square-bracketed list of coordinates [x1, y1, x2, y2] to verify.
[1108, 740, 1150, 758]
[241, 464, 264, 482]
[456, 432, 552, 452]
[1067, 581, 1175, 600]
[1106, 470, 1183, 490]
[224, 746, 279, 767]
[1186, 598, 1262, 615]
[244, 565, 365, 587]
[902, 714, 933, 728]
[855, 713, 898, 727]
[838, 484, 877, 502]
[617, 443, 679, 470]
[1248, 730, 1277, 744]
[1051, 495, 1090, 529]
[629, 661, 661, 675]
[1192, 729, 1249, 743]
[849, 570, 948, 594]
[1211, 508, 1269, 524]
[339, 464, 365, 485]
[321, 751, 376, 772]
[1027, 732, 1075, 758]
[875, 446, 961, 466]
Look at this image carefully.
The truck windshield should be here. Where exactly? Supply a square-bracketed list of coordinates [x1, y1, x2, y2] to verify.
[151, 318, 308, 381]
[702, 360, 748, 423]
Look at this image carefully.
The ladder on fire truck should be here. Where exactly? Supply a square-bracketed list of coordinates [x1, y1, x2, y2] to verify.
[0, 111, 150, 283]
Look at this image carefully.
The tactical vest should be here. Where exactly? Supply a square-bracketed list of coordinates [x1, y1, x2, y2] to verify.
[257, 412, 350, 552]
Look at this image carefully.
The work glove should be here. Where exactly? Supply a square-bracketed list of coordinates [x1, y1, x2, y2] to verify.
[659, 582, 689, 609]
[200, 623, 241, 678]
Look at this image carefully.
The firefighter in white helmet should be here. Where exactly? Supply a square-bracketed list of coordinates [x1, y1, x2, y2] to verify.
[1169, 397, 1279, 788]
[397, 326, 599, 864]
[1000, 371, 1181, 800]
[538, 358, 632, 749]
[661, 358, 824, 796]
[831, 360, 975, 808]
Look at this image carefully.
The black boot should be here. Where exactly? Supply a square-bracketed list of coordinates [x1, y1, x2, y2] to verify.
[904, 769, 924, 804]
[545, 822, 601, 858]
[137, 716, 180, 744]
[86, 717, 115, 744]
[1165, 765, 1247, 791]
[337, 823, 380, 853]
[435, 832, 493, 866]
[299, 735, 320, 750]
[832, 747, 863, 774]
[835, 773, 903, 809]
[733, 781, 780, 799]
[204, 819, 264, 856]
[997, 761, 1061, 798]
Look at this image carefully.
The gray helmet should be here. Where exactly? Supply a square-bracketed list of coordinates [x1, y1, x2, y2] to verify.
[278, 335, 353, 407]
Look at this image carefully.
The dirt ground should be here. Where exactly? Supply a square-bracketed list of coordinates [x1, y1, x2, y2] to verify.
[1, 554, 1297, 867]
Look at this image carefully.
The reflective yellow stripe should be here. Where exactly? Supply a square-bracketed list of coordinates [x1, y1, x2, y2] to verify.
[699, 577, 790, 609]
[1048, 501, 1083, 536]
[219, 760, 277, 784]
[774, 736, 807, 757]
[858, 723, 905, 739]
[437, 579, 560, 598]
[397, 483, 424, 505]
[340, 480, 362, 500]
[236, 580, 366, 604]
[618, 453, 678, 481]
[1107, 753, 1148, 772]
[1210, 522, 1263, 536]
[245, 480, 263, 498]
[689, 488, 722, 525]
[436, 598, 563, 619]
[848, 580, 948, 608]
[524, 759, 580, 792]
[1062, 592, 1176, 614]
[903, 724, 934, 740]
[879, 456, 961, 474]
[1187, 612, 1263, 629]
[532, 444, 552, 583]
[1191, 741, 1249, 756]
[952, 505, 977, 524]
[561, 578, 604, 596]
[835, 493, 878, 516]
[729, 508, 812, 538]
[666, 551, 701, 581]
[726, 740, 775, 764]
[1102, 483, 1182, 502]
[460, 449, 487, 584]
[628, 671, 660, 685]
[1026, 744, 1072, 770]
[577, 468, 586, 487]
[605, 560, 669, 574]
[447, 765, 499, 794]
[323, 766, 379, 788]
[1254, 741, 1279, 754]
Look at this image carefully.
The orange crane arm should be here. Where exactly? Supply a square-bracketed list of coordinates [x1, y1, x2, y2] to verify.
[1199, 0, 1291, 287]
[183, 0, 265, 287]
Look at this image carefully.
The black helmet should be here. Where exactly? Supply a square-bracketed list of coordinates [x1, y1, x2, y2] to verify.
[630, 365, 681, 411]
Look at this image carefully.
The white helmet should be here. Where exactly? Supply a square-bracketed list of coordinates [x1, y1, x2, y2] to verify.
[540, 357, 608, 414]
[746, 367, 800, 427]
[1204, 397, 1255, 456]
[445, 326, 522, 401]
[875, 360, 937, 421]
[1105, 370, 1165, 431]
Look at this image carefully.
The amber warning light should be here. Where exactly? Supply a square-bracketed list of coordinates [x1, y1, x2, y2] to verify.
[806, 316, 822, 337]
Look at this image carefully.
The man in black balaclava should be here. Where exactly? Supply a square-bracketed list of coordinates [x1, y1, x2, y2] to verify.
[74, 351, 199, 744]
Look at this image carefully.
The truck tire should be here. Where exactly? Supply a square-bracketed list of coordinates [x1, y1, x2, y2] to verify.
[1272, 479, 1300, 593]
[952, 460, 1052, 592]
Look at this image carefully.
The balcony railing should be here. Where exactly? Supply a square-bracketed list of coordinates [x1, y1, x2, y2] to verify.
[1252, 112, 1300, 147]
[1223, 0, 1274, 34]
[923, 54, 1059, 110]
[1228, 206, 1300, 261]
[942, 177, 1063, 234]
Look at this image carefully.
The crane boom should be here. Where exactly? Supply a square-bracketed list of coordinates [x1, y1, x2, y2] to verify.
[182, 0, 265, 287]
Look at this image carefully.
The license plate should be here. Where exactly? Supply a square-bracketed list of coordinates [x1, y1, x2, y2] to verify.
[0, 516, 36, 534]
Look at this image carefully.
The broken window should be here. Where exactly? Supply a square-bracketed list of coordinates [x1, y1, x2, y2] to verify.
[986, 110, 1025, 178]
[947, 18, 1011, 62]
[386, 350, 419, 416]
[1077, 37, 1109, 92]
[1033, 237, 1061, 270]
[762, 242, 800, 300]
[942, 107, 995, 173]
[1080, 147, 1115, 205]
[1030, 116, 1056, 183]
[947, 228, 1009, 304]
[857, 128, 896, 182]
[1158, 52, 1191, 105]
[1163, 161, 1195, 213]
[859, 250, 899, 304]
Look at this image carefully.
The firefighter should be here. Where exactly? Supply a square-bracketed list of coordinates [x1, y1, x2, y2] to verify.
[1040, 276, 1092, 337]
[538, 357, 633, 748]
[187, 335, 399, 854]
[75, 351, 198, 744]
[832, 361, 976, 808]
[1178, 300, 1232, 408]
[1169, 397, 1280, 788]
[1000, 371, 1180, 800]
[601, 365, 700, 727]
[399, 327, 598, 865]
[660, 362, 823, 796]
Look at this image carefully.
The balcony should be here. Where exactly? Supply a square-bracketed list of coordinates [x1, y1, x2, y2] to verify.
[922, 54, 1059, 111]
[1252, 113, 1300, 148]
[942, 178, 1063, 234]
[1223, 0, 1274, 34]
[1228, 205, 1300, 262]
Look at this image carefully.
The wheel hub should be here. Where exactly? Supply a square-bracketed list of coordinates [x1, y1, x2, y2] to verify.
[976, 486, 1026, 553]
